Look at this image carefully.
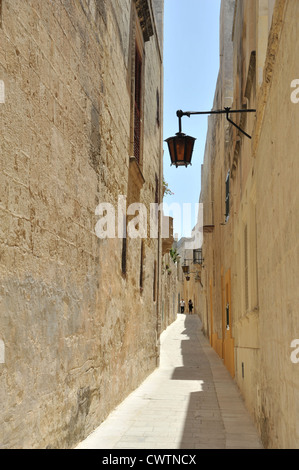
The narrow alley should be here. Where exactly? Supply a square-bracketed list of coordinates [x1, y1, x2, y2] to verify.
[76, 315, 263, 450]
[1, 0, 299, 450]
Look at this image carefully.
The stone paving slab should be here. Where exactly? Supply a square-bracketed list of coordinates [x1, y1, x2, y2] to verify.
[76, 315, 263, 450]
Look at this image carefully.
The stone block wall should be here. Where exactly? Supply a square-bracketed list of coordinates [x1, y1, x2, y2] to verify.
[0, 0, 164, 448]
[198, 0, 299, 449]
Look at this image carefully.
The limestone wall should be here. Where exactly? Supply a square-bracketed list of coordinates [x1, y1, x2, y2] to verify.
[198, 0, 299, 448]
[0, 0, 164, 449]
[253, 0, 299, 448]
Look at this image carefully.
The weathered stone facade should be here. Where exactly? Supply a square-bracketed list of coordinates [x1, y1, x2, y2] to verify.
[0, 0, 165, 449]
[198, 0, 299, 448]
[176, 238, 202, 317]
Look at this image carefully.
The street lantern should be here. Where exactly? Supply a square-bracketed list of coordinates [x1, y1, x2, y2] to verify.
[165, 133, 196, 168]
[165, 110, 196, 168]
[165, 108, 256, 168]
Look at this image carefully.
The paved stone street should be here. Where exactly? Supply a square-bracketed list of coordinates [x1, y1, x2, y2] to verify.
[76, 315, 263, 450]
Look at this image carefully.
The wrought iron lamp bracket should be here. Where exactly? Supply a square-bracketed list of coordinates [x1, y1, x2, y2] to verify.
[176, 107, 256, 139]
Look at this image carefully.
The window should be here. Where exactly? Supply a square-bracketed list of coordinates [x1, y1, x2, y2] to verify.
[122, 236, 127, 276]
[193, 249, 203, 265]
[156, 89, 160, 127]
[134, 45, 142, 164]
[129, 3, 150, 169]
[226, 303, 230, 330]
[121, 216, 127, 277]
[225, 171, 230, 222]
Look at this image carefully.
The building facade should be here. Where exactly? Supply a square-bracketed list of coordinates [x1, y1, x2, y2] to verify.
[0, 0, 166, 449]
[199, 0, 299, 448]
[176, 236, 202, 317]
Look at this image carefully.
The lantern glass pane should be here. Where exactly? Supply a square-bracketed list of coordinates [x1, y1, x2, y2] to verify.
[185, 137, 195, 164]
[167, 139, 175, 164]
[175, 136, 186, 164]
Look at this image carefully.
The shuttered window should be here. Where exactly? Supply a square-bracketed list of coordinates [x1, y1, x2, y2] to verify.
[134, 46, 142, 164]
[122, 236, 127, 276]
[156, 89, 160, 126]
[226, 303, 230, 330]
[121, 216, 127, 277]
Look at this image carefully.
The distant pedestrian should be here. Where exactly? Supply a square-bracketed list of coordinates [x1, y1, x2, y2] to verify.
[188, 299, 193, 314]
[180, 299, 185, 314]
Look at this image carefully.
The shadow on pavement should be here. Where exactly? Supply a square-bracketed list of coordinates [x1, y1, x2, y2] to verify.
[171, 315, 226, 449]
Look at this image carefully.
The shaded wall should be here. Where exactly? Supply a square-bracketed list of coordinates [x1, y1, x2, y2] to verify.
[0, 0, 164, 448]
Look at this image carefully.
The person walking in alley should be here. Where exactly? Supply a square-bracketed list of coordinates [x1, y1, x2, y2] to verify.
[180, 299, 185, 313]
[188, 299, 193, 314]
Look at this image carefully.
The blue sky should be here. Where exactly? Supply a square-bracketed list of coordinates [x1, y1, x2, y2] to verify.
[163, 0, 221, 239]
